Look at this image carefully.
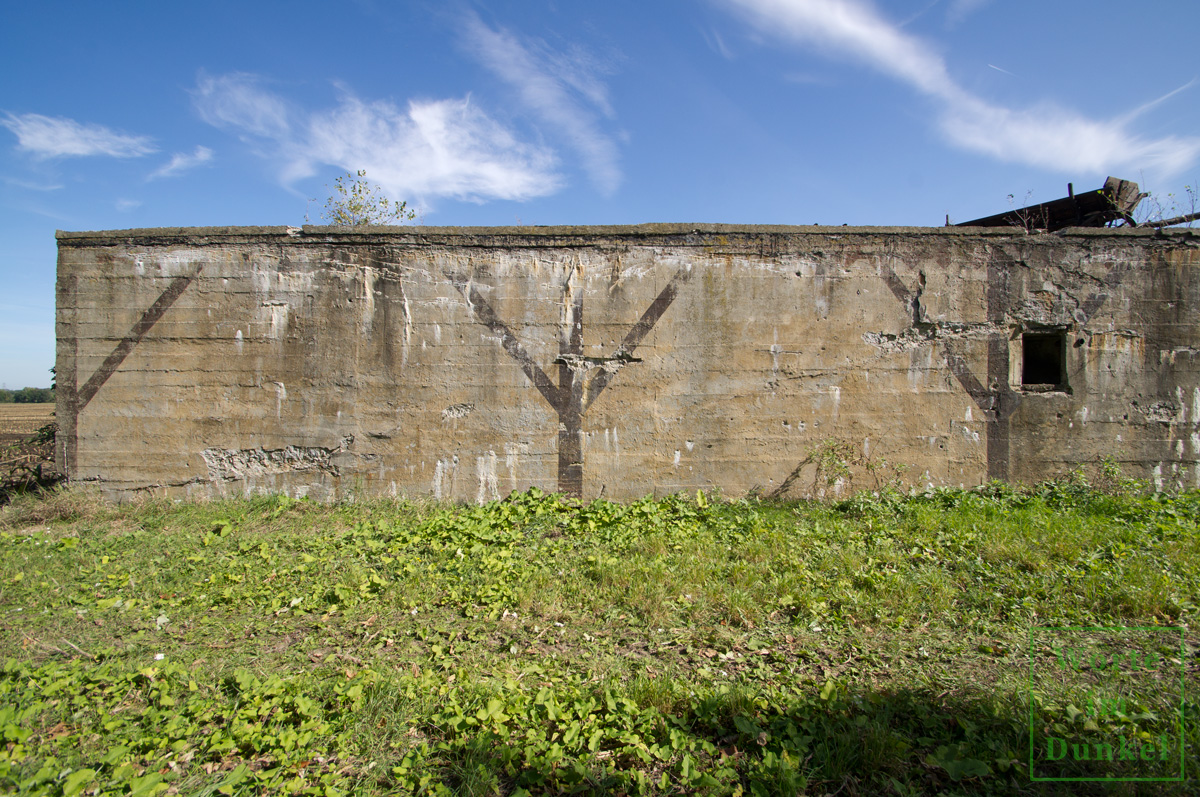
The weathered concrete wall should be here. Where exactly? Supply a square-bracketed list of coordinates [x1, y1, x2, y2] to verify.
[55, 224, 1200, 501]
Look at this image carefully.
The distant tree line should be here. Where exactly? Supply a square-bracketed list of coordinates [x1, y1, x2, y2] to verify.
[0, 387, 55, 403]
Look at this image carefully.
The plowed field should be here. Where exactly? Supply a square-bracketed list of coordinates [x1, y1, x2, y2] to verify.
[0, 402, 54, 447]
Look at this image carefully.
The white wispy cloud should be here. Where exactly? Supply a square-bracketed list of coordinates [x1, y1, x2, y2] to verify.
[717, 0, 1200, 177]
[722, 0, 956, 95]
[946, 0, 992, 27]
[193, 73, 291, 140]
[1, 112, 156, 158]
[149, 145, 214, 180]
[115, 198, 142, 212]
[192, 73, 561, 204]
[303, 94, 562, 202]
[460, 14, 622, 195]
[3, 176, 63, 191]
[700, 27, 736, 61]
[938, 96, 1200, 174]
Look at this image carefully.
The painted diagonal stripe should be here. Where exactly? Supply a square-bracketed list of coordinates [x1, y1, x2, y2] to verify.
[76, 269, 200, 412]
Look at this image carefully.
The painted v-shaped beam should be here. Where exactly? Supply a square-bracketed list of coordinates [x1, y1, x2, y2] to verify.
[448, 265, 691, 497]
[881, 254, 1131, 481]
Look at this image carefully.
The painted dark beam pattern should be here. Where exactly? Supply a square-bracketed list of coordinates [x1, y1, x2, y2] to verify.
[63, 266, 202, 478]
[449, 275, 564, 409]
[57, 274, 79, 477]
[557, 266, 586, 498]
[449, 263, 689, 497]
[882, 247, 1133, 484]
[76, 270, 201, 411]
[880, 258, 1013, 478]
[1078, 261, 1133, 324]
[983, 251, 1017, 481]
[881, 263, 996, 411]
[584, 267, 691, 413]
[939, 342, 992, 409]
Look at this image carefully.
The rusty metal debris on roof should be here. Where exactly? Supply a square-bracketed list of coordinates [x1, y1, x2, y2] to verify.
[951, 176, 1200, 232]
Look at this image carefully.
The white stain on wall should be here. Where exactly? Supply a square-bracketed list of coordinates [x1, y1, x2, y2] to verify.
[433, 456, 459, 500]
[401, 292, 412, 369]
[476, 450, 499, 504]
[504, 442, 528, 489]
[360, 267, 377, 336]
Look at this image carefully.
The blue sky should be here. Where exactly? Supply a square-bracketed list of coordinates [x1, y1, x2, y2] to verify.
[2, 0, 1198, 389]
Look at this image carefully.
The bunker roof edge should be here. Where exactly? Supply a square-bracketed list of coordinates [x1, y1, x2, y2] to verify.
[55, 223, 1198, 247]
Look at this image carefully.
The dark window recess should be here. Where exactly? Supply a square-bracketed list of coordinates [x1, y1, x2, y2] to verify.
[1022, 331, 1066, 388]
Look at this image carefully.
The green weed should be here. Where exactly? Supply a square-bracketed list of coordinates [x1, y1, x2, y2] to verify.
[0, 483, 1196, 794]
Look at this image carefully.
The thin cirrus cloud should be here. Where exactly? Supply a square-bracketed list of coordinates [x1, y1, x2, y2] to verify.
[148, 146, 214, 180]
[1, 112, 157, 159]
[460, 14, 623, 196]
[945, 0, 992, 27]
[192, 72, 562, 204]
[717, 0, 1200, 177]
[2, 176, 63, 192]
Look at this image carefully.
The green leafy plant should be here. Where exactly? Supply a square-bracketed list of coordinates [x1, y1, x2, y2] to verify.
[766, 436, 908, 500]
[1, 485, 1197, 794]
[320, 169, 416, 226]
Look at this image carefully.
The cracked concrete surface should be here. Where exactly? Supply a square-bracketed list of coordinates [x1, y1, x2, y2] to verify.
[54, 224, 1200, 501]
[201, 442, 347, 481]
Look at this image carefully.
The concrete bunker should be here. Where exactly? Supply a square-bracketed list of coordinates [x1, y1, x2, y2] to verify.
[55, 223, 1200, 501]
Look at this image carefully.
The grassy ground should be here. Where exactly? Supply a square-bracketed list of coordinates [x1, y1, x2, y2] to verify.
[0, 477, 1197, 795]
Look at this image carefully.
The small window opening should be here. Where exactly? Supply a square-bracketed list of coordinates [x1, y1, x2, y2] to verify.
[1022, 330, 1066, 390]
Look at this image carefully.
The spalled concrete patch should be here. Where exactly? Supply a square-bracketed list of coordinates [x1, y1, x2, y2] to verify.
[200, 437, 353, 482]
